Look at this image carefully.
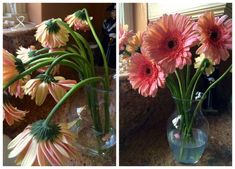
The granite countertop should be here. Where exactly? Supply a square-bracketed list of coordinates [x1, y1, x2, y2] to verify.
[119, 111, 232, 166]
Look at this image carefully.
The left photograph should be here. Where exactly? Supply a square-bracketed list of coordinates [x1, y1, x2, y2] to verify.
[3, 3, 116, 166]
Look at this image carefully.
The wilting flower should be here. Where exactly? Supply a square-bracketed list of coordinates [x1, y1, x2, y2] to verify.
[142, 13, 198, 73]
[119, 25, 134, 51]
[24, 76, 77, 106]
[128, 53, 166, 97]
[3, 100, 28, 126]
[3, 49, 23, 85]
[65, 10, 92, 32]
[8, 121, 77, 166]
[35, 19, 69, 48]
[8, 75, 30, 99]
[16, 46, 36, 64]
[196, 11, 232, 64]
[126, 32, 142, 54]
[194, 53, 215, 76]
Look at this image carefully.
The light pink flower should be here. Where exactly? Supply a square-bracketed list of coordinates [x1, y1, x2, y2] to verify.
[24, 76, 77, 106]
[196, 11, 232, 64]
[119, 25, 134, 51]
[142, 14, 198, 73]
[128, 53, 166, 97]
[8, 123, 77, 166]
[3, 101, 28, 126]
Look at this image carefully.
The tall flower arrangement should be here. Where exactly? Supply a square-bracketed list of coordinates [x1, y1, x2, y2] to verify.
[122, 11, 232, 161]
[3, 8, 112, 166]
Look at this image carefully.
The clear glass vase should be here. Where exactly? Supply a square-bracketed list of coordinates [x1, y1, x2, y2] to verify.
[68, 78, 116, 165]
[167, 97, 209, 164]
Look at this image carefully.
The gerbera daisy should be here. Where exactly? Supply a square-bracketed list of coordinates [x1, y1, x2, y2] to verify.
[119, 25, 134, 51]
[142, 13, 198, 73]
[126, 31, 142, 54]
[128, 53, 166, 97]
[194, 53, 215, 76]
[65, 10, 92, 32]
[16, 46, 36, 64]
[8, 75, 30, 99]
[196, 11, 232, 64]
[35, 19, 69, 48]
[8, 120, 77, 166]
[3, 98, 28, 126]
[3, 49, 24, 85]
[24, 75, 77, 106]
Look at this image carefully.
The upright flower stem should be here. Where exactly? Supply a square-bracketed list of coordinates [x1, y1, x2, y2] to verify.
[84, 8, 110, 133]
[43, 77, 105, 126]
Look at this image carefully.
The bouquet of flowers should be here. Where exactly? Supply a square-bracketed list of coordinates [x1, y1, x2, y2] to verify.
[120, 11, 232, 163]
[3, 8, 114, 166]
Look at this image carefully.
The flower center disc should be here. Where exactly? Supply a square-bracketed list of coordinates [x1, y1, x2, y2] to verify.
[168, 40, 175, 49]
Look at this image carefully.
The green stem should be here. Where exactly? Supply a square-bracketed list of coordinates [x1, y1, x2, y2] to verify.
[175, 70, 184, 98]
[186, 64, 232, 135]
[34, 47, 49, 54]
[186, 65, 190, 89]
[24, 51, 67, 65]
[43, 77, 105, 125]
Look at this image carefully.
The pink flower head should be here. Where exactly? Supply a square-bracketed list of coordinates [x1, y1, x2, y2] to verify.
[128, 53, 166, 97]
[119, 25, 134, 51]
[3, 100, 28, 126]
[65, 10, 91, 32]
[196, 11, 232, 64]
[24, 76, 77, 106]
[142, 14, 198, 73]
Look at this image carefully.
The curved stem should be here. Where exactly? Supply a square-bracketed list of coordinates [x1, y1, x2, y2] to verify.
[175, 70, 184, 98]
[43, 77, 105, 125]
[34, 47, 49, 54]
[24, 51, 67, 65]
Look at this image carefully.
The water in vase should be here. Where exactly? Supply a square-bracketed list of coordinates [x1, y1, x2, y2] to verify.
[168, 128, 208, 164]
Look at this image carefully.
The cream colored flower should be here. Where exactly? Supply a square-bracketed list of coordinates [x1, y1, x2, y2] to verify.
[194, 53, 215, 76]
[16, 46, 36, 63]
[35, 19, 69, 48]
[126, 32, 142, 54]
[24, 76, 77, 106]
[3, 101, 28, 126]
[8, 122, 77, 166]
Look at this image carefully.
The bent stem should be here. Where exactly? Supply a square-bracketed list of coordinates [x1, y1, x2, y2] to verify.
[43, 77, 105, 126]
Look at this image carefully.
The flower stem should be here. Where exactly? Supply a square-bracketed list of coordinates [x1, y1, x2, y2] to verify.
[34, 47, 49, 54]
[43, 77, 105, 125]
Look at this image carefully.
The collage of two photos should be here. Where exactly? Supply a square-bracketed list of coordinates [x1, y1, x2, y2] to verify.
[2, 1, 232, 167]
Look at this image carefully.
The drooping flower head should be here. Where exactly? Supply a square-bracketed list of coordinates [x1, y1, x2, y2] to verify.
[128, 53, 166, 97]
[119, 25, 134, 51]
[16, 46, 36, 64]
[126, 31, 142, 54]
[3, 95, 28, 126]
[194, 53, 215, 77]
[196, 11, 232, 64]
[24, 75, 77, 106]
[3, 49, 25, 85]
[35, 19, 69, 48]
[142, 14, 198, 73]
[8, 120, 77, 166]
[65, 10, 92, 32]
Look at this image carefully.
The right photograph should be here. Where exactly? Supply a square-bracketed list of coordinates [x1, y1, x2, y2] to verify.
[119, 2, 232, 166]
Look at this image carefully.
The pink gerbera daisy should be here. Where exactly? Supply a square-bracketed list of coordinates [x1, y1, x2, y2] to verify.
[128, 53, 166, 97]
[196, 11, 232, 64]
[142, 14, 198, 73]
[119, 25, 134, 51]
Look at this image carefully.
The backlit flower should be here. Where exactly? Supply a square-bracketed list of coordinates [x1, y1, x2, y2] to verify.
[194, 53, 215, 76]
[119, 25, 134, 51]
[3, 100, 28, 126]
[65, 10, 91, 32]
[8, 121, 77, 166]
[126, 31, 142, 54]
[8, 75, 30, 99]
[196, 11, 232, 64]
[35, 19, 69, 48]
[3, 49, 24, 85]
[24, 76, 77, 106]
[16, 46, 36, 63]
[142, 14, 198, 73]
[128, 53, 166, 97]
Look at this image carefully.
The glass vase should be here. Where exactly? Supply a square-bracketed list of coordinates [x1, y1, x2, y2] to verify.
[167, 97, 209, 164]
